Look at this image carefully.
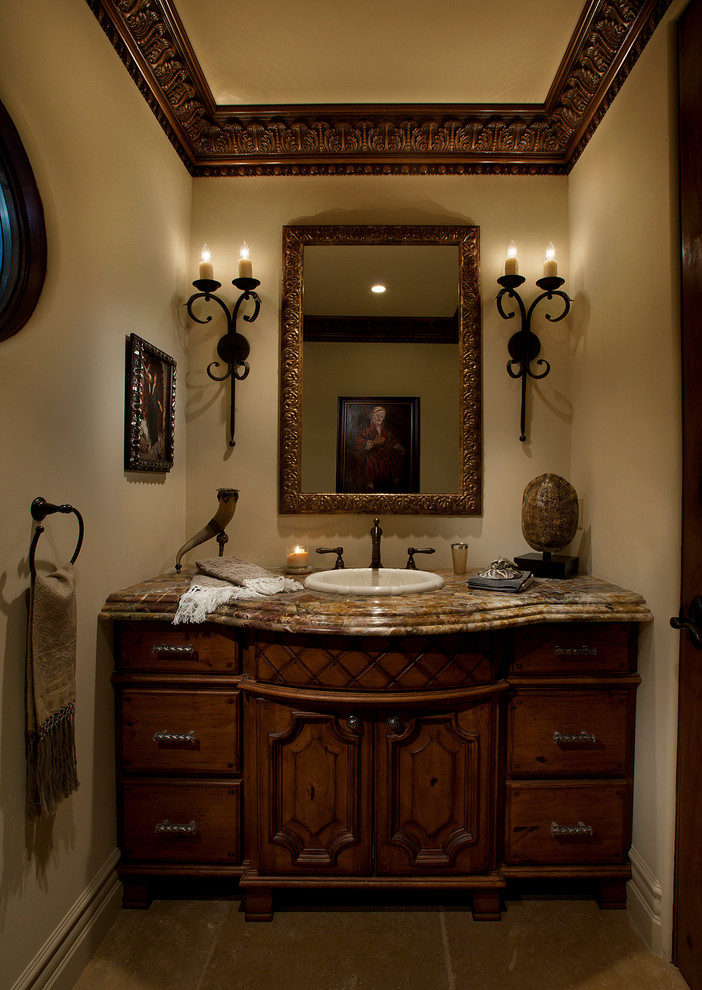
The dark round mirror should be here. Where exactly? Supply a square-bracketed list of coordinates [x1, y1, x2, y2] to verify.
[0, 98, 46, 342]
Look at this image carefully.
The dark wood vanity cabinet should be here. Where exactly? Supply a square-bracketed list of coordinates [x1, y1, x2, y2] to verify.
[109, 611, 641, 918]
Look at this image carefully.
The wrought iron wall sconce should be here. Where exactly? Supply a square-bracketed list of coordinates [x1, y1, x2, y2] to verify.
[496, 243, 570, 442]
[186, 244, 261, 447]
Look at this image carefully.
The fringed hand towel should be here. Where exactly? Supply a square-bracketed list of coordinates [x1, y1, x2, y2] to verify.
[173, 556, 304, 624]
[26, 563, 79, 817]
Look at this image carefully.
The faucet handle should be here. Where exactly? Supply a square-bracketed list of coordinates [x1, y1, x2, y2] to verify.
[316, 546, 345, 569]
[406, 547, 435, 570]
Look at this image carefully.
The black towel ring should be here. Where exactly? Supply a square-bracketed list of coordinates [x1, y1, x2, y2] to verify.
[29, 496, 84, 582]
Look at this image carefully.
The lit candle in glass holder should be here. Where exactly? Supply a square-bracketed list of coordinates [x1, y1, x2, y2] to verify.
[286, 544, 309, 570]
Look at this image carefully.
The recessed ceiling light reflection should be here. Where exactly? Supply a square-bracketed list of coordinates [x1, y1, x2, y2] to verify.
[371, 284, 386, 293]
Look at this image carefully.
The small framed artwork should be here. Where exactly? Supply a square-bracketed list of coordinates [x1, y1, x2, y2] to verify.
[124, 333, 176, 472]
[336, 396, 419, 494]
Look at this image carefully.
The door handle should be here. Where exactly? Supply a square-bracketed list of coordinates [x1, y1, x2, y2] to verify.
[670, 595, 702, 650]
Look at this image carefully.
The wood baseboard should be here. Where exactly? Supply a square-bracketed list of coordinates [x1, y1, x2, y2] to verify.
[627, 845, 665, 958]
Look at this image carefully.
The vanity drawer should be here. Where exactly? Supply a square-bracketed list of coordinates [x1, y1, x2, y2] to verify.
[119, 622, 239, 674]
[508, 689, 634, 777]
[512, 623, 636, 675]
[120, 690, 240, 773]
[504, 780, 631, 865]
[121, 780, 242, 863]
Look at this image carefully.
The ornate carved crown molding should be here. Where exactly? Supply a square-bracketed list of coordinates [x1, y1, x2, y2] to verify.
[86, 0, 672, 176]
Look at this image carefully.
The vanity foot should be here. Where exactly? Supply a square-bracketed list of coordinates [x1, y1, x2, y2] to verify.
[121, 881, 151, 910]
[244, 888, 274, 921]
[597, 879, 627, 910]
[471, 889, 502, 921]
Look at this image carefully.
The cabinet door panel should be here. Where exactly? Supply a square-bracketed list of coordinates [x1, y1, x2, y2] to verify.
[375, 701, 495, 874]
[255, 701, 372, 874]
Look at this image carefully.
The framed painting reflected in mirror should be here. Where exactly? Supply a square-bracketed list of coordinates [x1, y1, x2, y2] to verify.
[336, 397, 419, 495]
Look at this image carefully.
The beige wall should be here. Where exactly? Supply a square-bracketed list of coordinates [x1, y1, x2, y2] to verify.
[0, 2, 191, 986]
[569, 6, 684, 958]
[186, 177, 571, 571]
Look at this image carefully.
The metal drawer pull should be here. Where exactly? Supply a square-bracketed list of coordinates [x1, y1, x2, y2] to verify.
[554, 646, 598, 657]
[386, 714, 404, 733]
[552, 730, 596, 744]
[154, 819, 197, 835]
[153, 729, 197, 744]
[550, 820, 593, 837]
[151, 644, 195, 656]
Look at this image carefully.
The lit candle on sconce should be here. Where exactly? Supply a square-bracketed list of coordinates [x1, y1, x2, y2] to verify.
[238, 242, 253, 278]
[543, 242, 558, 278]
[199, 244, 214, 280]
[286, 544, 309, 570]
[504, 241, 519, 276]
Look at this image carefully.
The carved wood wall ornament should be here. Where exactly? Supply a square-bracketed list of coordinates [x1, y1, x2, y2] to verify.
[86, 0, 672, 176]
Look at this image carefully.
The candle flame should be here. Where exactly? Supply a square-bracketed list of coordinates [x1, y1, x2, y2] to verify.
[507, 241, 518, 259]
[240, 242, 250, 260]
[545, 242, 556, 261]
[201, 244, 211, 263]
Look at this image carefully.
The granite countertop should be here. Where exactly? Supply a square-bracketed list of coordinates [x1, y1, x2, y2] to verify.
[100, 568, 652, 637]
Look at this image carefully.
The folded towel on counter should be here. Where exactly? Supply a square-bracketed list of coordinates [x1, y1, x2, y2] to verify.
[26, 564, 79, 817]
[467, 571, 534, 593]
[173, 556, 304, 624]
[467, 556, 534, 593]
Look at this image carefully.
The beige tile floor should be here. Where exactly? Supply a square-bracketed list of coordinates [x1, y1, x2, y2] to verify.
[71, 891, 690, 990]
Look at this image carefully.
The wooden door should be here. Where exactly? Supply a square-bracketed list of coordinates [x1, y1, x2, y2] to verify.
[374, 700, 496, 875]
[253, 698, 372, 874]
[674, 1, 702, 983]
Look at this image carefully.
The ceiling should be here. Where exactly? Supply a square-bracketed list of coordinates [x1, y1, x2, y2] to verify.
[175, 0, 585, 107]
[86, 0, 672, 176]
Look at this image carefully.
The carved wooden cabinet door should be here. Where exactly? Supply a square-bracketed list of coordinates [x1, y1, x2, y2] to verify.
[253, 698, 373, 875]
[374, 700, 497, 875]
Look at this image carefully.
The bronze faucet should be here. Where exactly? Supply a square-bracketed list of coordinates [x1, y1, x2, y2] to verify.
[369, 517, 383, 568]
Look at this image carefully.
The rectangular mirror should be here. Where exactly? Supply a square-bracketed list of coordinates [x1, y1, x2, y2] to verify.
[279, 224, 481, 515]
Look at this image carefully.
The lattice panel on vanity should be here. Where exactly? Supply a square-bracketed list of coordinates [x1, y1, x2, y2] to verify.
[253, 633, 498, 691]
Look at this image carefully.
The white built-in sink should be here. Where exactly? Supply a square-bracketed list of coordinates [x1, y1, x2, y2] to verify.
[305, 567, 445, 596]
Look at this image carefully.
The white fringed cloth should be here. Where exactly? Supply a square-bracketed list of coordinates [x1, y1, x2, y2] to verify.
[26, 564, 79, 818]
[173, 556, 304, 624]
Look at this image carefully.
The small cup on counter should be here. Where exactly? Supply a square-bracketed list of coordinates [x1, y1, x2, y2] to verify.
[451, 542, 469, 575]
[286, 544, 310, 573]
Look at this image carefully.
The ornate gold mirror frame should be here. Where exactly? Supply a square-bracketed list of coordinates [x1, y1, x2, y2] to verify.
[279, 224, 481, 515]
